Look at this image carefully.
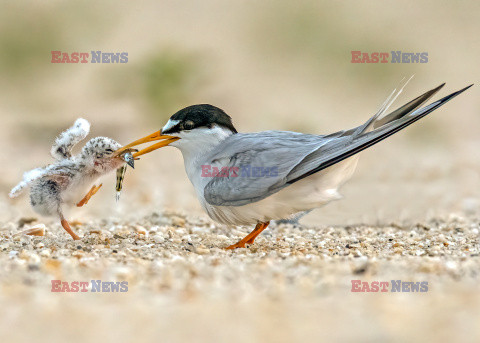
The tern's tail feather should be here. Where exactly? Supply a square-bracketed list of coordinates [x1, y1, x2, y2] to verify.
[287, 83, 473, 184]
[372, 82, 445, 130]
[355, 76, 414, 136]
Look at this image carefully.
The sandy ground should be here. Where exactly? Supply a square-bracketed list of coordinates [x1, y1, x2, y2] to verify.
[1, 1, 479, 342]
[0, 209, 479, 342]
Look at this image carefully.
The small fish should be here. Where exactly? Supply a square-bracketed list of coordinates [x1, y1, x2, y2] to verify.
[115, 165, 127, 202]
[123, 152, 135, 169]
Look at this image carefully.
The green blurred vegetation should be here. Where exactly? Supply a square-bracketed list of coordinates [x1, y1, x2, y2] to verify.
[106, 50, 204, 123]
[250, 2, 425, 84]
[0, 2, 106, 86]
[141, 51, 201, 116]
[0, 1, 204, 129]
[0, 8, 60, 83]
[249, 1, 447, 140]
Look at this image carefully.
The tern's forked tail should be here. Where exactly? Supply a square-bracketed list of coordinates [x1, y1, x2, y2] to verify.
[287, 83, 473, 185]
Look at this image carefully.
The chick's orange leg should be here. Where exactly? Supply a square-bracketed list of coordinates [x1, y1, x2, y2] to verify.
[225, 221, 270, 250]
[61, 219, 80, 240]
[76, 184, 103, 207]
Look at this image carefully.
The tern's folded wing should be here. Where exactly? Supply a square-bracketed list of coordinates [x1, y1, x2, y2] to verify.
[203, 131, 330, 206]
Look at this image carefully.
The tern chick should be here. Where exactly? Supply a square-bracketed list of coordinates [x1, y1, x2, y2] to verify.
[10, 118, 133, 240]
[117, 81, 472, 249]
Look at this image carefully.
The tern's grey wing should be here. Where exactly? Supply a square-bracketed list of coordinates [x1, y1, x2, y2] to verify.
[203, 131, 331, 206]
[204, 83, 471, 206]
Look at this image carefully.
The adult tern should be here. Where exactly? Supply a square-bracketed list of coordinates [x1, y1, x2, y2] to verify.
[117, 82, 472, 249]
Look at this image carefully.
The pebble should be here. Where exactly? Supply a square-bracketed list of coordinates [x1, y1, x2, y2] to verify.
[135, 226, 147, 235]
[153, 235, 165, 243]
[149, 226, 159, 233]
[39, 250, 51, 257]
[0, 211, 477, 308]
[171, 216, 186, 227]
[196, 247, 210, 255]
[14, 224, 46, 237]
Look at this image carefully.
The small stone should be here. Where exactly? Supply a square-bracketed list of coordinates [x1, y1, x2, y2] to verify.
[135, 226, 147, 235]
[72, 251, 84, 259]
[149, 226, 159, 233]
[394, 247, 403, 254]
[14, 224, 46, 237]
[39, 250, 50, 257]
[196, 247, 210, 255]
[153, 235, 165, 243]
[29, 254, 41, 264]
[171, 216, 186, 227]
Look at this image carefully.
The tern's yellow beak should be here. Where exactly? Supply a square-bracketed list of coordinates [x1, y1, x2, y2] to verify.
[114, 131, 180, 158]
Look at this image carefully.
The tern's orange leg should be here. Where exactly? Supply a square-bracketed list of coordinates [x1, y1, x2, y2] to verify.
[76, 184, 103, 207]
[225, 221, 270, 250]
[61, 218, 80, 240]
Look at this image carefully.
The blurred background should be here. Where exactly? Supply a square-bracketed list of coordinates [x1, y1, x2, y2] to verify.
[0, 0, 479, 226]
[0, 1, 479, 342]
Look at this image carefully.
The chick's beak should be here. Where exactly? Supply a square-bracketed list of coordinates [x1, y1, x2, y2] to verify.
[114, 131, 180, 158]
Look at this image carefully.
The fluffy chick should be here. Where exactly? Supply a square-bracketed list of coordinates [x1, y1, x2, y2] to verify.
[10, 118, 129, 240]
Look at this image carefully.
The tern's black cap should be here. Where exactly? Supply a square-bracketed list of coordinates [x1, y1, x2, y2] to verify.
[162, 104, 237, 134]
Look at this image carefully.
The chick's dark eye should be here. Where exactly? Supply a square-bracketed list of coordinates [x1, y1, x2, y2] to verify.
[105, 148, 114, 153]
[183, 120, 194, 130]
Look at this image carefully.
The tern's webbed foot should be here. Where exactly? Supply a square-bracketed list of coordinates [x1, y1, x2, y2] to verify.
[225, 221, 270, 250]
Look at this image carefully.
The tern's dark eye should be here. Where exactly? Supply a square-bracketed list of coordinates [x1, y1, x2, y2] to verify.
[105, 148, 114, 154]
[183, 120, 194, 130]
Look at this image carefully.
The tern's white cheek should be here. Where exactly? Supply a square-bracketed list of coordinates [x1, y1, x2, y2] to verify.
[172, 126, 232, 153]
